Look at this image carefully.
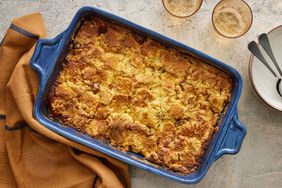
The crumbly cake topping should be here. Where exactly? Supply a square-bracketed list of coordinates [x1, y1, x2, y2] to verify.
[49, 17, 232, 174]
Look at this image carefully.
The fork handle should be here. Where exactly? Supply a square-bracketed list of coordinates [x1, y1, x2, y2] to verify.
[259, 33, 282, 77]
[248, 41, 278, 78]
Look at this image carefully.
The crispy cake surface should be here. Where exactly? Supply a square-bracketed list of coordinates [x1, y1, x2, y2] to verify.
[49, 17, 232, 174]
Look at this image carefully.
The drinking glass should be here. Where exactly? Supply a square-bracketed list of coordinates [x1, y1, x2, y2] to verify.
[162, 0, 203, 18]
[212, 0, 253, 38]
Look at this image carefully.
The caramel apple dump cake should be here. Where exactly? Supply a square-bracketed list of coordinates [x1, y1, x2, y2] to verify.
[49, 17, 232, 174]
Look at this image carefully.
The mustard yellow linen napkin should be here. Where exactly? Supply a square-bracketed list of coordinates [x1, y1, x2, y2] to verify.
[0, 13, 130, 188]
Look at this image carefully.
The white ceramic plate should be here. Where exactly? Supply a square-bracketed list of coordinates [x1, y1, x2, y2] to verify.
[249, 25, 282, 111]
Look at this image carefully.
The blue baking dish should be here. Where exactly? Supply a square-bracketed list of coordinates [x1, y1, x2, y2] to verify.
[30, 6, 247, 184]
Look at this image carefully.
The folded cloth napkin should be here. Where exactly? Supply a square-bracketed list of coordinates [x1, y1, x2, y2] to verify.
[0, 13, 130, 188]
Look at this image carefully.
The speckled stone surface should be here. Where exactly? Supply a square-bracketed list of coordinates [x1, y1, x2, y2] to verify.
[1, 1, 282, 188]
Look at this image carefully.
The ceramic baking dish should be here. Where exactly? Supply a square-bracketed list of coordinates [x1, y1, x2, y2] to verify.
[30, 6, 246, 184]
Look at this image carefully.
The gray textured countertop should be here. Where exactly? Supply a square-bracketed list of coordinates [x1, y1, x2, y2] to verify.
[1, 1, 282, 188]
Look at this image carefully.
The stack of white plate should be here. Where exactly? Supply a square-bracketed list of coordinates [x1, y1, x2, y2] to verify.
[249, 26, 282, 111]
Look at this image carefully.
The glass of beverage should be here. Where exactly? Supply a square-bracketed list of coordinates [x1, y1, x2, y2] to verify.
[162, 0, 203, 18]
[212, 0, 253, 38]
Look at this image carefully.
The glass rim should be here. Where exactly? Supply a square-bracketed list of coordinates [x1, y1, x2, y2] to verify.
[162, 0, 203, 18]
[211, 0, 253, 39]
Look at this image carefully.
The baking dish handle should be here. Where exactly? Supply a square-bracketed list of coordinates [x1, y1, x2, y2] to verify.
[30, 32, 66, 81]
[214, 110, 247, 160]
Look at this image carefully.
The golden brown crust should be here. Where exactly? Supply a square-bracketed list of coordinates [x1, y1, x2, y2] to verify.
[49, 17, 232, 174]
